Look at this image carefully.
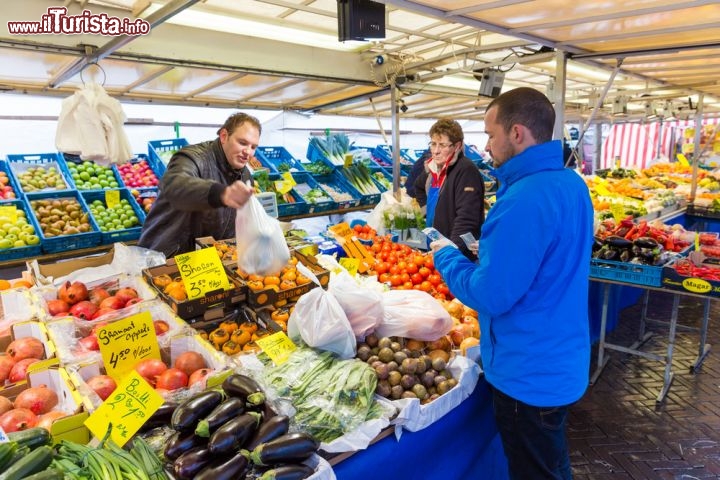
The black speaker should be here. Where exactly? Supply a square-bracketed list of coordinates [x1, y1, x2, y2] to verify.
[337, 0, 385, 42]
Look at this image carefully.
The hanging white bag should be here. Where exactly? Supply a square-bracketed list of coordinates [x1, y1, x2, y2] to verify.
[287, 263, 356, 359]
[235, 195, 290, 276]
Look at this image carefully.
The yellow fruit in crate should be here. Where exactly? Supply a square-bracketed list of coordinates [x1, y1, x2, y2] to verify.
[209, 328, 229, 349]
[152, 274, 173, 289]
[222, 340, 241, 356]
[247, 280, 264, 291]
[264, 276, 281, 287]
[274, 299, 288, 308]
[219, 320, 238, 335]
[231, 329, 251, 347]
[279, 279, 296, 291]
[281, 270, 297, 282]
[239, 321, 258, 335]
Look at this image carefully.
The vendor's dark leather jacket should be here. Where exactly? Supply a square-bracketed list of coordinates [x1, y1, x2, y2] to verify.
[138, 138, 251, 257]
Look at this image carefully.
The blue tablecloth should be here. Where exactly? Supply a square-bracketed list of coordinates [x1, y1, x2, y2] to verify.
[333, 376, 508, 480]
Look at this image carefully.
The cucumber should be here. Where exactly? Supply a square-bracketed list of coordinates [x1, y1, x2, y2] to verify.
[7, 428, 52, 450]
[0, 442, 18, 472]
[17, 468, 64, 480]
[0, 445, 53, 480]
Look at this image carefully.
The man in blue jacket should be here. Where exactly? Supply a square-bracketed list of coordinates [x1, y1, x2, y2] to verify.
[431, 87, 593, 479]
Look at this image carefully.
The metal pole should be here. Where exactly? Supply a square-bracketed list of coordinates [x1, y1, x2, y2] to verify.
[390, 82, 401, 199]
[553, 50, 567, 141]
[690, 93, 705, 203]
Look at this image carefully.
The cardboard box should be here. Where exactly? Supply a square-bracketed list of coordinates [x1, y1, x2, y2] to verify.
[662, 258, 720, 297]
[2, 366, 89, 445]
[143, 259, 246, 320]
[28, 246, 116, 286]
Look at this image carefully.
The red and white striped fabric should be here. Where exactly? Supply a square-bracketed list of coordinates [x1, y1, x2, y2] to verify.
[601, 117, 720, 170]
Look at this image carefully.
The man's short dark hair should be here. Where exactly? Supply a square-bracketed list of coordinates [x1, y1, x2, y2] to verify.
[487, 87, 555, 143]
[217, 112, 262, 136]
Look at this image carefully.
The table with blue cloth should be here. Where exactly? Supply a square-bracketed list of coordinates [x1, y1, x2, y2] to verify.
[331, 376, 508, 480]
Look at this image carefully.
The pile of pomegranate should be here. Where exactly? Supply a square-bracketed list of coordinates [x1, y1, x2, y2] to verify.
[46, 280, 142, 320]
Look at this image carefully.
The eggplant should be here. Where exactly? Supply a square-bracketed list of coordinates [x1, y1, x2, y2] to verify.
[171, 389, 224, 432]
[246, 415, 290, 451]
[208, 411, 262, 456]
[605, 235, 633, 249]
[195, 397, 246, 437]
[258, 464, 315, 480]
[600, 248, 618, 260]
[195, 451, 249, 480]
[173, 446, 213, 480]
[164, 431, 207, 461]
[139, 401, 178, 433]
[619, 249, 631, 263]
[222, 374, 265, 406]
[248, 432, 319, 466]
[633, 236, 659, 249]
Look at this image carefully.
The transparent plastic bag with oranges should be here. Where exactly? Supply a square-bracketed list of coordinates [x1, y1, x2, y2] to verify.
[235, 195, 290, 276]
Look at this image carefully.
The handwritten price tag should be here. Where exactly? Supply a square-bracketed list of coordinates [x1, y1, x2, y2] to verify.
[98, 312, 160, 381]
[339, 257, 360, 276]
[84, 371, 163, 447]
[175, 247, 231, 300]
[328, 222, 354, 240]
[0, 206, 18, 224]
[274, 172, 297, 195]
[256, 331, 296, 365]
[105, 190, 120, 209]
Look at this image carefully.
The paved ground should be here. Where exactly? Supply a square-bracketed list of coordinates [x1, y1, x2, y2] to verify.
[570, 290, 720, 479]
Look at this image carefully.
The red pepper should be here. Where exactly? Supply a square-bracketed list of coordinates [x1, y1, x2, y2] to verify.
[624, 226, 639, 240]
[636, 221, 648, 238]
[665, 236, 675, 251]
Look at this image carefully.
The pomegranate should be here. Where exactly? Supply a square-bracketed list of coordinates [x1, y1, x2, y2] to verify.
[0, 408, 38, 432]
[78, 334, 99, 352]
[91, 307, 117, 320]
[86, 374, 117, 401]
[153, 320, 170, 336]
[9, 358, 40, 383]
[37, 410, 68, 431]
[69, 301, 98, 320]
[46, 299, 69, 316]
[99, 296, 124, 310]
[0, 396, 13, 415]
[115, 287, 139, 305]
[0, 355, 16, 383]
[14, 385, 59, 415]
[88, 287, 110, 306]
[188, 368, 213, 388]
[155, 368, 188, 391]
[134, 358, 167, 387]
[174, 351, 207, 377]
[124, 297, 142, 307]
[58, 281, 88, 305]
[6, 337, 44, 361]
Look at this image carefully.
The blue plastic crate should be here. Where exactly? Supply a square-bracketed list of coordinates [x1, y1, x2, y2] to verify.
[262, 173, 309, 217]
[372, 146, 412, 174]
[6, 152, 73, 193]
[81, 189, 146, 244]
[255, 146, 307, 174]
[306, 141, 344, 170]
[148, 138, 189, 176]
[368, 166, 393, 192]
[61, 154, 124, 191]
[111, 154, 162, 190]
[313, 172, 362, 209]
[25, 190, 102, 253]
[0, 161, 22, 202]
[130, 187, 158, 216]
[465, 144, 485, 163]
[0, 199, 43, 261]
[289, 172, 337, 213]
[589, 258, 665, 287]
[336, 167, 382, 205]
[400, 148, 428, 163]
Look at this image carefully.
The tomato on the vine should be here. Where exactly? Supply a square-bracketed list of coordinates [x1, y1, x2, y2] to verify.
[419, 267, 431, 278]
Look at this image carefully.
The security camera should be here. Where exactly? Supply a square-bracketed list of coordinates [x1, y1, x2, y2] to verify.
[374, 54, 387, 65]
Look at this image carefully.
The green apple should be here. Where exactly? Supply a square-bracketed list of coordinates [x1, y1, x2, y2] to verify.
[13, 239, 25, 248]
[21, 224, 35, 234]
[24, 235, 40, 246]
[0, 239, 12, 249]
[7, 226, 20, 236]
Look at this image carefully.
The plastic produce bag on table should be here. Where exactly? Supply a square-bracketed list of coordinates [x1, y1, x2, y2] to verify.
[327, 267, 384, 341]
[377, 289, 453, 341]
[287, 263, 356, 359]
[235, 195, 290, 275]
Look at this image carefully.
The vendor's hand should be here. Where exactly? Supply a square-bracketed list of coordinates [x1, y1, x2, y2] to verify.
[430, 238, 457, 253]
[222, 180, 254, 209]
[469, 241, 479, 255]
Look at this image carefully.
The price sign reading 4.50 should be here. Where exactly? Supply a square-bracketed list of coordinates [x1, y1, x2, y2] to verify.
[84, 371, 163, 447]
[174, 247, 231, 300]
[97, 311, 160, 381]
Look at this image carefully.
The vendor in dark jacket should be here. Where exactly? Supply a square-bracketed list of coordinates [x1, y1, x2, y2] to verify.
[405, 149, 430, 203]
[138, 113, 258, 257]
[414, 118, 485, 259]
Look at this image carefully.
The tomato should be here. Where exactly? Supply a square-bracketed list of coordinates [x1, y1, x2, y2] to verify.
[390, 274, 403, 287]
[425, 257, 435, 269]
[405, 263, 419, 275]
[411, 273, 423, 284]
[419, 281, 432, 292]
[397, 261, 408, 271]
[375, 262, 389, 275]
[379, 251, 389, 261]
[413, 255, 426, 267]
[436, 283, 450, 295]
[403, 281, 413, 289]
[379, 273, 391, 283]
[382, 244, 392, 252]
[428, 273, 442, 286]
[371, 243, 381, 254]
[362, 224, 371, 234]
[353, 224, 363, 233]
[389, 265, 400, 275]
[419, 267, 431, 278]
[400, 273, 411, 283]
[387, 254, 398, 264]
[434, 293, 447, 301]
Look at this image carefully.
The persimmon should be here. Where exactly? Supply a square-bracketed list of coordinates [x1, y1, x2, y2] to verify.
[239, 321, 258, 335]
[279, 279, 296, 291]
[0, 280, 10, 291]
[263, 276, 281, 286]
[218, 320, 238, 335]
[231, 329, 251, 346]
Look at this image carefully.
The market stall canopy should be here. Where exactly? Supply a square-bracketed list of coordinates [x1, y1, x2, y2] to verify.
[0, 0, 719, 122]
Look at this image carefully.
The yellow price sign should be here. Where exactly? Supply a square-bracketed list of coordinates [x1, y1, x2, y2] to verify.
[98, 312, 160, 382]
[256, 331, 296, 365]
[594, 184, 612, 197]
[328, 222, 354, 241]
[610, 204, 627, 222]
[84, 371, 164, 447]
[344, 153, 354, 168]
[274, 172, 297, 195]
[0, 206, 18, 224]
[677, 153, 690, 167]
[339, 257, 360, 276]
[105, 190, 120, 209]
[175, 247, 231, 300]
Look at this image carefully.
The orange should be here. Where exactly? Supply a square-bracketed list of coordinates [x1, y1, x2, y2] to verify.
[0, 279, 11, 291]
[11, 280, 32, 289]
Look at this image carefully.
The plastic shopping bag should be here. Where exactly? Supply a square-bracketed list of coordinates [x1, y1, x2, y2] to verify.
[328, 269, 383, 340]
[235, 195, 290, 276]
[377, 289, 453, 341]
[288, 263, 356, 359]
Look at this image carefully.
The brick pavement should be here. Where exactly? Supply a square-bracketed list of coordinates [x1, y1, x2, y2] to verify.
[570, 291, 720, 479]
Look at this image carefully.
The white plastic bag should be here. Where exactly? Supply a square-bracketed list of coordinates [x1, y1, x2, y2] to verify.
[378, 289, 453, 341]
[235, 196, 290, 276]
[287, 263, 356, 359]
[328, 270, 383, 340]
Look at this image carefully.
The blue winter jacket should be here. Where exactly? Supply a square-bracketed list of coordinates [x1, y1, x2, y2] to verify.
[434, 140, 593, 407]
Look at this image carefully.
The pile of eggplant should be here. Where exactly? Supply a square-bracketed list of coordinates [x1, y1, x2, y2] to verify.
[592, 235, 669, 266]
[162, 373, 320, 480]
